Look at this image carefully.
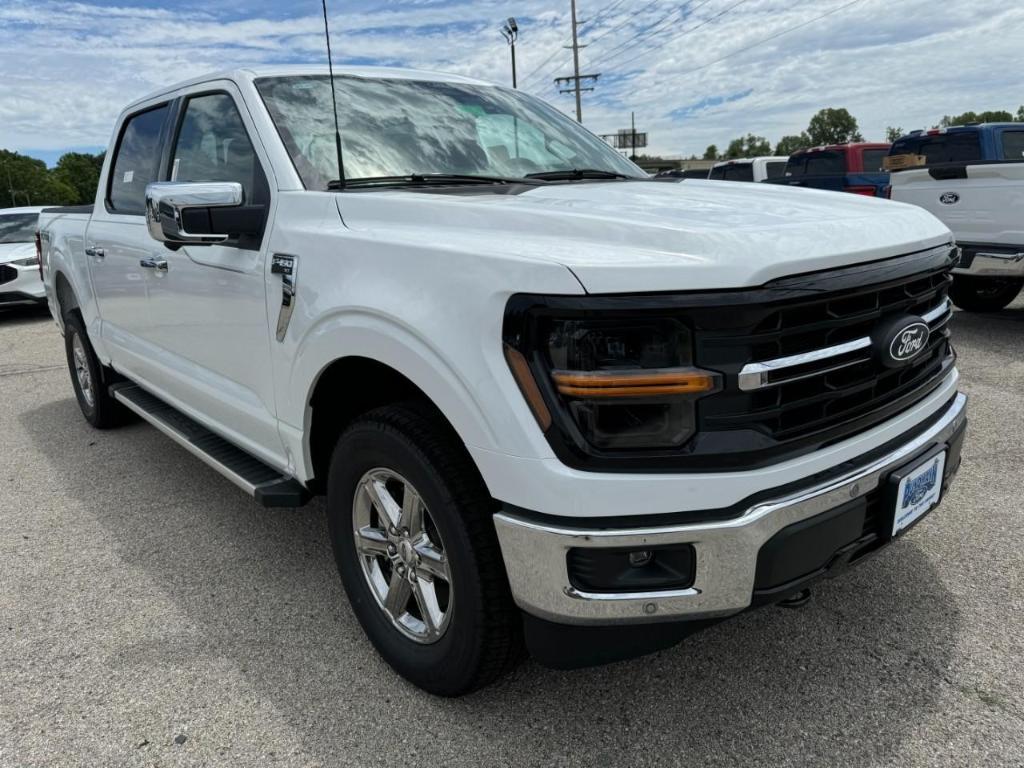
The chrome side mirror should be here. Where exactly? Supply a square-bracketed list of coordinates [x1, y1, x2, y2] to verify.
[145, 181, 244, 246]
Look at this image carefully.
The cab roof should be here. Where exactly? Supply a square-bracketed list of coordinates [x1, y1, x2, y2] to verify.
[124, 65, 495, 113]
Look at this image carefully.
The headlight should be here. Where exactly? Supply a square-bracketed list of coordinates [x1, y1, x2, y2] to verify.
[504, 299, 721, 459]
[10, 257, 38, 268]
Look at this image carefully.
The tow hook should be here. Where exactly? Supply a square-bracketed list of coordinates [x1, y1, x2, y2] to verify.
[778, 588, 812, 609]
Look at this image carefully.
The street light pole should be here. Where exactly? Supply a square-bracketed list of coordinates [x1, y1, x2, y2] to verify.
[500, 17, 519, 89]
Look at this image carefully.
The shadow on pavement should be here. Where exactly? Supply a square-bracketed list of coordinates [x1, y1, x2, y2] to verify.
[0, 302, 51, 326]
[20, 390, 965, 767]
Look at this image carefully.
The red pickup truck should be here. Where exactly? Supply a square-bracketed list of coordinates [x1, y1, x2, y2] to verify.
[767, 143, 891, 197]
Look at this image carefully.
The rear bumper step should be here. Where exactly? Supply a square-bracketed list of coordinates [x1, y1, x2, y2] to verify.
[110, 383, 309, 508]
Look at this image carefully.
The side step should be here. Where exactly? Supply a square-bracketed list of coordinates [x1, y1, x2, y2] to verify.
[111, 383, 310, 508]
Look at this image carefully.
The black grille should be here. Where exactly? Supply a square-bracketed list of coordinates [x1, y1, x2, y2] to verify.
[0, 264, 16, 285]
[697, 260, 954, 446]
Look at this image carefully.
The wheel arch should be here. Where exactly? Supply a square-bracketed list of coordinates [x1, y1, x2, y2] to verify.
[304, 356, 487, 496]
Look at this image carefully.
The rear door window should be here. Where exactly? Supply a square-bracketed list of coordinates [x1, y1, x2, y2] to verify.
[893, 133, 982, 165]
[764, 161, 786, 179]
[785, 152, 845, 177]
[861, 148, 888, 172]
[108, 104, 170, 214]
[1000, 130, 1024, 160]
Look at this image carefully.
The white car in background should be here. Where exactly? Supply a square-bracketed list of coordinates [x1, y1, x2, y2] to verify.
[709, 156, 788, 183]
[0, 206, 47, 307]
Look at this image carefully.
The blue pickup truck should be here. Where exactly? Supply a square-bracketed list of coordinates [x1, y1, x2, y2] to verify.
[766, 142, 891, 197]
[888, 123, 1024, 167]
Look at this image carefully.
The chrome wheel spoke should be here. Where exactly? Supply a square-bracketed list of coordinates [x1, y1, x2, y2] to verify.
[383, 571, 412, 618]
[400, 487, 424, 536]
[355, 526, 390, 557]
[414, 539, 449, 582]
[412, 576, 444, 637]
[364, 475, 402, 531]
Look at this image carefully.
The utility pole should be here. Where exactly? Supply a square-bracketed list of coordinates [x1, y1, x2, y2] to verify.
[555, 0, 599, 123]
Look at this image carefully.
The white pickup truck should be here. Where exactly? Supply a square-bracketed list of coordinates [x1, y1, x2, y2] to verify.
[888, 124, 1024, 311]
[39, 66, 968, 696]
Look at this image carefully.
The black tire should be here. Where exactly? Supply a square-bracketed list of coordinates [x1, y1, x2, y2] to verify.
[949, 276, 1024, 312]
[63, 312, 127, 429]
[326, 403, 523, 696]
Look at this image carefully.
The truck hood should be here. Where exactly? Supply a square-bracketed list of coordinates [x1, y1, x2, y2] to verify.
[338, 180, 953, 294]
[0, 242, 36, 265]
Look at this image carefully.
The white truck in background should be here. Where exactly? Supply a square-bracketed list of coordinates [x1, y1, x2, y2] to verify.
[708, 156, 788, 183]
[888, 124, 1024, 311]
[37, 66, 968, 696]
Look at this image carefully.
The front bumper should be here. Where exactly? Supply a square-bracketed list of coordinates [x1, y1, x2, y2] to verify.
[954, 244, 1024, 278]
[0, 262, 46, 304]
[494, 392, 967, 627]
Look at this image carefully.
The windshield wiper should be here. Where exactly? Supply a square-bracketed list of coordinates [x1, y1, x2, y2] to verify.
[524, 168, 635, 181]
[331, 173, 545, 190]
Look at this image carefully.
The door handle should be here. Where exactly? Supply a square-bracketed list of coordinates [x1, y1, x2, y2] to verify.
[85, 246, 105, 259]
[139, 257, 168, 271]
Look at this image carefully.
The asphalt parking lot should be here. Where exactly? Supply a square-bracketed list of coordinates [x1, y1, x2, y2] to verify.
[2, 300, 1023, 768]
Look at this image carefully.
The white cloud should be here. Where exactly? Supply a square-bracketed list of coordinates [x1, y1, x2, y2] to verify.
[0, 0, 1021, 158]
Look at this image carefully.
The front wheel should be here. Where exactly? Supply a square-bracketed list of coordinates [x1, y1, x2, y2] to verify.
[949, 275, 1024, 312]
[326, 404, 523, 696]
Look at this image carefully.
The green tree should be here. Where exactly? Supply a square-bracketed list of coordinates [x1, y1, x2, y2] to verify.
[1017, 105, 1024, 122]
[0, 149, 78, 207]
[53, 151, 104, 204]
[702, 144, 719, 160]
[885, 126, 904, 142]
[806, 108, 863, 145]
[774, 133, 810, 156]
[723, 134, 771, 159]
[939, 110, 1014, 127]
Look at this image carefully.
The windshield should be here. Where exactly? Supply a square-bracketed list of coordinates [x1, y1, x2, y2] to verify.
[255, 75, 644, 189]
[0, 213, 39, 244]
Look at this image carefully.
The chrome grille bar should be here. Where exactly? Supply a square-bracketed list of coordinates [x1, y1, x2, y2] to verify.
[738, 298, 952, 392]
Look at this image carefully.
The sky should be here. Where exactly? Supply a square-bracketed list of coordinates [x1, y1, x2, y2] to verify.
[1, 0, 1022, 165]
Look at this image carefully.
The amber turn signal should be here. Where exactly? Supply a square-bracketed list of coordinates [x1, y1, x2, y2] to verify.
[553, 369, 717, 398]
[504, 345, 553, 430]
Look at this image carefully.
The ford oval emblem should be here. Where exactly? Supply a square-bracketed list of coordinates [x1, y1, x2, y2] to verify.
[889, 321, 930, 364]
[939, 192, 959, 205]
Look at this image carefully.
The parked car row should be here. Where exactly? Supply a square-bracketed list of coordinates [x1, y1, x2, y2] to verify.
[657, 122, 1024, 311]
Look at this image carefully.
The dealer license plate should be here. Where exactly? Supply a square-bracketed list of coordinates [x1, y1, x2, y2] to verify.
[892, 451, 946, 536]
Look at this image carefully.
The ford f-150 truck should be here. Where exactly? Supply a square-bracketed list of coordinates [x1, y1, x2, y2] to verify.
[768, 143, 891, 196]
[887, 124, 1024, 311]
[38, 66, 968, 696]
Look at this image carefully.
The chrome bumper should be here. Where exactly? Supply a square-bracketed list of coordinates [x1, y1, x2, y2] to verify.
[954, 250, 1024, 277]
[494, 393, 967, 626]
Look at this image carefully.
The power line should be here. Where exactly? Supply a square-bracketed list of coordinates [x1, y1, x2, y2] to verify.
[667, 0, 866, 78]
[585, 0, 718, 69]
[594, 0, 750, 73]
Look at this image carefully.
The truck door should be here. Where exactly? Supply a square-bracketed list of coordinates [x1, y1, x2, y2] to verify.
[86, 101, 172, 373]
[139, 84, 285, 467]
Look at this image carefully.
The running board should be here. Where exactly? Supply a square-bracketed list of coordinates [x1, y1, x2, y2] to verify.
[111, 383, 310, 508]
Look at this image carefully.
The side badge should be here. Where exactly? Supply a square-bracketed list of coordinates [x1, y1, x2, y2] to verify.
[272, 254, 298, 342]
[939, 192, 959, 205]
